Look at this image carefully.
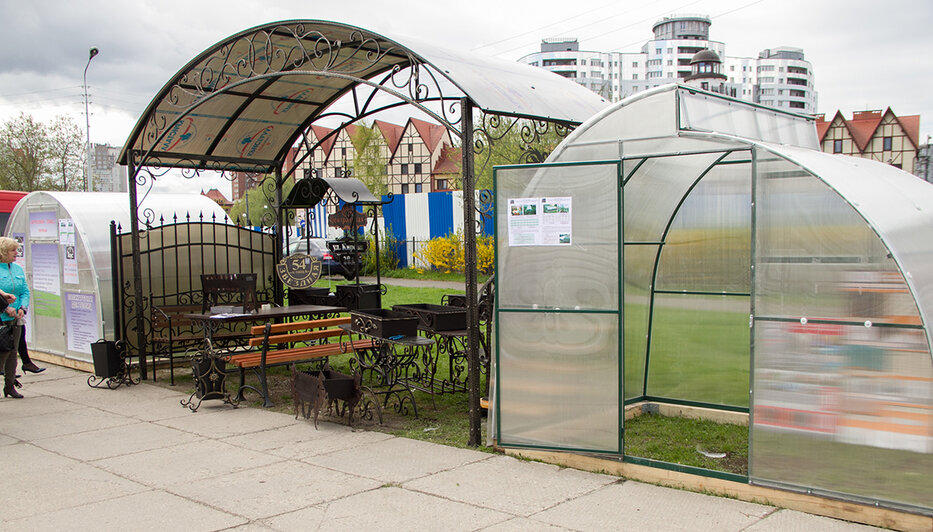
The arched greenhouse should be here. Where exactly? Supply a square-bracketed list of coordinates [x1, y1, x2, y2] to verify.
[493, 84, 933, 515]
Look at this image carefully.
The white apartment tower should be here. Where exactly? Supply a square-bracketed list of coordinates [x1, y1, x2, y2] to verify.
[520, 14, 817, 113]
[90, 143, 128, 192]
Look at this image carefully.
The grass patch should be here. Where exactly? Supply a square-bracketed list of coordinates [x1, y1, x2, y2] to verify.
[625, 413, 748, 475]
[377, 268, 490, 284]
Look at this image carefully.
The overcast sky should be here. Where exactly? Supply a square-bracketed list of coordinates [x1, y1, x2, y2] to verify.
[1, 0, 931, 197]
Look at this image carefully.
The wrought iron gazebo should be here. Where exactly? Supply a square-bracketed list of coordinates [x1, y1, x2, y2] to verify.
[118, 20, 607, 444]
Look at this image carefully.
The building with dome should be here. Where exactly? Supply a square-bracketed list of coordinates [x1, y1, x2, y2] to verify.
[519, 14, 817, 113]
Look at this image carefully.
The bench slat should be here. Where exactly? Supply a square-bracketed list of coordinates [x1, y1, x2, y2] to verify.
[229, 339, 375, 368]
[249, 316, 349, 336]
[247, 327, 344, 348]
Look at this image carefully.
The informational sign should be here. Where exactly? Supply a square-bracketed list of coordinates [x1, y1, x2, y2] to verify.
[63, 243, 79, 285]
[30, 243, 61, 318]
[507, 196, 572, 247]
[12, 233, 24, 268]
[64, 292, 98, 354]
[29, 211, 57, 239]
[276, 254, 323, 289]
[58, 218, 76, 245]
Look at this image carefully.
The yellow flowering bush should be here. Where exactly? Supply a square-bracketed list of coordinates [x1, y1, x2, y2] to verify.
[414, 231, 494, 274]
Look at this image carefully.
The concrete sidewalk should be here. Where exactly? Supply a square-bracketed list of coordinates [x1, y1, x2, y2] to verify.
[0, 366, 881, 531]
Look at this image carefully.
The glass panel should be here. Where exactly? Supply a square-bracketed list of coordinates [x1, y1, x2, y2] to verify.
[498, 312, 620, 451]
[496, 163, 619, 310]
[647, 293, 750, 407]
[657, 162, 751, 293]
[623, 244, 656, 400]
[751, 321, 933, 510]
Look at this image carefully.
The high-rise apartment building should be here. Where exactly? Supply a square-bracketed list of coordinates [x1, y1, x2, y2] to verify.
[90, 143, 128, 192]
[519, 14, 818, 113]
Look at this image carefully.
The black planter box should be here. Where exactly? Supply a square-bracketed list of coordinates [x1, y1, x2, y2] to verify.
[289, 287, 336, 306]
[336, 283, 381, 310]
[392, 303, 467, 332]
[443, 294, 468, 308]
[91, 340, 122, 378]
[315, 369, 358, 401]
[350, 308, 418, 338]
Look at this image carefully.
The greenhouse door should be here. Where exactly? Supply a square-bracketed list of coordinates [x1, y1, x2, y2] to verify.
[494, 161, 623, 454]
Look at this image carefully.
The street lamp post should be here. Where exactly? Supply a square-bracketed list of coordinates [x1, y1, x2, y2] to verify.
[83, 47, 99, 192]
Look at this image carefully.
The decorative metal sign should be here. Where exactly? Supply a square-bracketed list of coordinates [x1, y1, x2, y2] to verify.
[328, 204, 368, 230]
[276, 253, 323, 289]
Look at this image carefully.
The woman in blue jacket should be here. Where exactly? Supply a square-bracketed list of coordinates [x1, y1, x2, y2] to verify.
[0, 237, 29, 398]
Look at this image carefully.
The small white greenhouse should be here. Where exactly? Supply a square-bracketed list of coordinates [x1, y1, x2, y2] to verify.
[5, 192, 228, 364]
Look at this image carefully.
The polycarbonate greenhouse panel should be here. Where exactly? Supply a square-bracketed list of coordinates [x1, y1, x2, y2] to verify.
[622, 244, 656, 400]
[495, 163, 620, 311]
[751, 148, 933, 513]
[495, 161, 621, 453]
[655, 161, 751, 294]
[679, 90, 818, 149]
[497, 311, 621, 452]
[751, 321, 933, 510]
[621, 153, 724, 243]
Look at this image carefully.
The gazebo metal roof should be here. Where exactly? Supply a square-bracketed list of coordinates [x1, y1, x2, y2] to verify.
[119, 20, 608, 173]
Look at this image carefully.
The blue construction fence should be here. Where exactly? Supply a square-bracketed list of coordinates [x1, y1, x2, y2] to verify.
[380, 190, 494, 268]
[299, 190, 493, 269]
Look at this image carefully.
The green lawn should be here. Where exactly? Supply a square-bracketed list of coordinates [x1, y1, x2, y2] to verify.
[625, 414, 748, 475]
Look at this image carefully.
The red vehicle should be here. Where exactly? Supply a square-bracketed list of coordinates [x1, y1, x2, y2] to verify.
[0, 190, 28, 235]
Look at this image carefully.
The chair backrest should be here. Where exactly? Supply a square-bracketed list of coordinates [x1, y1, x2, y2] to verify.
[201, 273, 258, 313]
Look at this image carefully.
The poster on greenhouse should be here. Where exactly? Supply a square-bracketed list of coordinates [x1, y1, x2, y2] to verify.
[507, 196, 572, 247]
[29, 211, 57, 239]
[30, 243, 62, 318]
[65, 292, 97, 354]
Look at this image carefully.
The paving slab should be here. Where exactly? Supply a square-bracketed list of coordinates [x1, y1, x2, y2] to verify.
[18, 370, 100, 398]
[95, 439, 284, 489]
[155, 404, 298, 438]
[32, 419, 203, 461]
[5, 489, 246, 531]
[227, 522, 280, 532]
[479, 517, 577, 531]
[302, 434, 491, 483]
[0, 394, 84, 420]
[167, 459, 383, 520]
[0, 403, 136, 441]
[266, 486, 512, 532]
[745, 508, 886, 531]
[406, 454, 619, 516]
[533, 480, 774, 531]
[222, 421, 394, 459]
[0, 442, 149, 521]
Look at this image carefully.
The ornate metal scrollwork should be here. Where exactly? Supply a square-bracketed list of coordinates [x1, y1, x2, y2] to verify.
[471, 113, 575, 233]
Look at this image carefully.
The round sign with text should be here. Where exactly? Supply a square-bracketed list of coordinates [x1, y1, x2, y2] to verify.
[276, 253, 323, 289]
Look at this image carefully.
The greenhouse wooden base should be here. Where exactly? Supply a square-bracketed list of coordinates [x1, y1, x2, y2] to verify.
[502, 446, 931, 532]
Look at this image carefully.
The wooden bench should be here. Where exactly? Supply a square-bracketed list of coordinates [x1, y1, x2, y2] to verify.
[227, 316, 376, 407]
[150, 303, 250, 385]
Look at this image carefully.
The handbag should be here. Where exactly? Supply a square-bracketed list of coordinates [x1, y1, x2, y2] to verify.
[0, 323, 14, 352]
